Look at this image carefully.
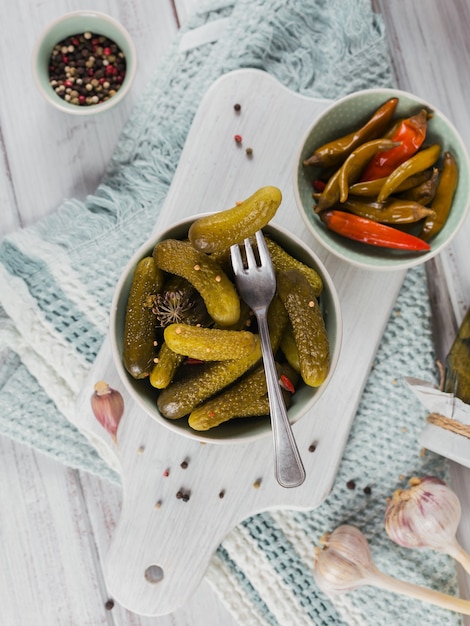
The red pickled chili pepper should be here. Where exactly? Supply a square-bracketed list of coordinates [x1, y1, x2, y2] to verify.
[320, 210, 430, 251]
[360, 109, 428, 182]
[279, 374, 295, 393]
[312, 179, 326, 192]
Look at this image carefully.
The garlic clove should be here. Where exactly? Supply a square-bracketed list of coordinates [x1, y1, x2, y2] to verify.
[91, 381, 124, 443]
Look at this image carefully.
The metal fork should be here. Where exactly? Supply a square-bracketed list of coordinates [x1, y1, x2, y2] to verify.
[230, 231, 306, 488]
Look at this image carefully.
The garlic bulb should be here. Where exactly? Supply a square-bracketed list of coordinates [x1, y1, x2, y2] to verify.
[314, 524, 470, 615]
[91, 381, 124, 443]
[385, 476, 470, 574]
[314, 525, 374, 594]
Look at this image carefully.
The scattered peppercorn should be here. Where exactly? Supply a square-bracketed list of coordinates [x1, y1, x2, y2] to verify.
[346, 479, 356, 490]
[176, 490, 183, 499]
[105, 599, 114, 610]
[253, 478, 262, 489]
[48, 32, 127, 107]
[182, 493, 190, 502]
[180, 459, 188, 469]
[163, 468, 170, 477]
[234, 103, 241, 112]
[234, 134, 243, 144]
[219, 489, 225, 499]
[154, 500, 162, 509]
[245, 147, 253, 157]
[363, 486, 372, 495]
[308, 443, 316, 453]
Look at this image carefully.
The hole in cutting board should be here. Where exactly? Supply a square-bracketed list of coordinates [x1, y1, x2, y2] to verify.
[145, 564, 164, 584]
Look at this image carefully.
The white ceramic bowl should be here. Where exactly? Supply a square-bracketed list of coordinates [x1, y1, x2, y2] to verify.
[109, 216, 342, 444]
[295, 88, 470, 271]
[32, 10, 136, 115]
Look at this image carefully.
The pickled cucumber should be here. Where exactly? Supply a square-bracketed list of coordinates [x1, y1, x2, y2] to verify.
[277, 269, 330, 387]
[264, 236, 323, 297]
[153, 239, 240, 326]
[164, 324, 257, 361]
[188, 363, 294, 431]
[149, 342, 185, 389]
[123, 256, 164, 379]
[280, 324, 301, 374]
[157, 295, 288, 419]
[157, 336, 263, 419]
[188, 186, 282, 253]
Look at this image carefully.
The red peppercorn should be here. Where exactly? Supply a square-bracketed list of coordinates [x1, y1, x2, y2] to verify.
[78, 95, 86, 104]
[234, 134, 242, 143]
[72, 37, 80, 45]
[62, 55, 68, 63]
[88, 68, 94, 76]
[64, 80, 73, 88]
[103, 47, 112, 55]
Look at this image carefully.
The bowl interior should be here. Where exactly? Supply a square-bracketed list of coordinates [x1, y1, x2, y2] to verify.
[295, 88, 470, 270]
[110, 217, 342, 444]
[33, 11, 136, 114]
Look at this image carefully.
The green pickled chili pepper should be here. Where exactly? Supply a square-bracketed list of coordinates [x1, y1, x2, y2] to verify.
[315, 166, 342, 212]
[421, 151, 459, 241]
[303, 97, 398, 169]
[339, 196, 436, 224]
[377, 144, 442, 203]
[398, 167, 439, 206]
[338, 139, 399, 203]
[348, 169, 433, 197]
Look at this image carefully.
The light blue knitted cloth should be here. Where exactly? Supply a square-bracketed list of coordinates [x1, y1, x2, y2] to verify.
[0, 1, 461, 624]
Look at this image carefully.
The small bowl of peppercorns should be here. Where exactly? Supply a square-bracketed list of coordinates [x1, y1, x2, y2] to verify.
[32, 10, 136, 115]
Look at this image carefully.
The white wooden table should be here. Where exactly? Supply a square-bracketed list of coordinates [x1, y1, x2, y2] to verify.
[0, 1, 469, 624]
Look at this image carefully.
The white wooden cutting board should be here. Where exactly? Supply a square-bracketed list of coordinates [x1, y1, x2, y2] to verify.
[75, 69, 407, 616]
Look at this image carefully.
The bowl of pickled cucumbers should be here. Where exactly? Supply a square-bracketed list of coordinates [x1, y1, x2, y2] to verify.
[110, 186, 342, 443]
[295, 87, 470, 271]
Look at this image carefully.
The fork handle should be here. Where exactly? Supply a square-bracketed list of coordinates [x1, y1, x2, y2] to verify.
[257, 313, 306, 488]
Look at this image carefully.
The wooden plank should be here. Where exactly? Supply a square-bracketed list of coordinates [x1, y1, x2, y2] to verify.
[0, 436, 111, 625]
[375, 2, 470, 622]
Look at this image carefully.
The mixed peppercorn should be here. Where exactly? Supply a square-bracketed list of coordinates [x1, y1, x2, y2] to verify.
[48, 31, 126, 107]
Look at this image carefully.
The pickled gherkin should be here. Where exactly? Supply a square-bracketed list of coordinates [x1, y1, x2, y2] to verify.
[277, 269, 330, 387]
[164, 324, 257, 361]
[149, 343, 185, 389]
[157, 295, 289, 420]
[153, 239, 240, 326]
[264, 236, 323, 297]
[188, 363, 295, 431]
[123, 256, 164, 379]
[157, 336, 263, 419]
[188, 186, 282, 254]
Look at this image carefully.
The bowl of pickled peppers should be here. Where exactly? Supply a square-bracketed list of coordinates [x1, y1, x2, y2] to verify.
[295, 88, 470, 270]
[109, 187, 342, 443]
